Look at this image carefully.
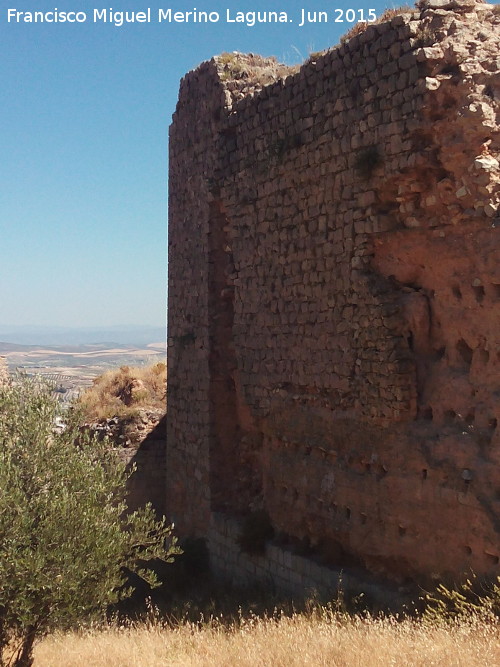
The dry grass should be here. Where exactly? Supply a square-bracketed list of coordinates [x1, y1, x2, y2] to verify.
[305, 5, 415, 63]
[33, 612, 500, 667]
[76, 362, 166, 421]
[340, 5, 414, 45]
[216, 52, 294, 84]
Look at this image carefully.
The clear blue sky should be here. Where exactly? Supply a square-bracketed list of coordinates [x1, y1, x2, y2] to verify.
[1, 0, 404, 327]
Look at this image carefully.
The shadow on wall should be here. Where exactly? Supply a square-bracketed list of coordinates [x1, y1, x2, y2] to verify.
[126, 413, 167, 516]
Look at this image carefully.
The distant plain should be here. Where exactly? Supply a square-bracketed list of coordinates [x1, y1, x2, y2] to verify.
[0, 327, 166, 398]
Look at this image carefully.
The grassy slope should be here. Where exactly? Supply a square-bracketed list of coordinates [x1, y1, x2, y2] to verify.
[34, 613, 500, 666]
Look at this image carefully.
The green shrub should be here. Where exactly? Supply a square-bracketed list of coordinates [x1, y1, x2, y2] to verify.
[0, 376, 179, 667]
[422, 575, 500, 622]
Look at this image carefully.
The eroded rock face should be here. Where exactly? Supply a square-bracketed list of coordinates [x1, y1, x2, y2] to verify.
[167, 2, 500, 584]
[87, 409, 164, 449]
[86, 409, 166, 514]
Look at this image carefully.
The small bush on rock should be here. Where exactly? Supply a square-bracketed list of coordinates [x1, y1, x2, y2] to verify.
[77, 362, 167, 421]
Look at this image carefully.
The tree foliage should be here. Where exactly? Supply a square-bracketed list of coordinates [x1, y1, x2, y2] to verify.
[0, 376, 179, 667]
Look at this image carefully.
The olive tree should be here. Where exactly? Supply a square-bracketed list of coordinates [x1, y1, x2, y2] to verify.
[0, 376, 179, 667]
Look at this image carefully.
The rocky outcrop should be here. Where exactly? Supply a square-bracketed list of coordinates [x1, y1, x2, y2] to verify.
[167, 0, 500, 587]
[89, 409, 164, 448]
[87, 410, 166, 514]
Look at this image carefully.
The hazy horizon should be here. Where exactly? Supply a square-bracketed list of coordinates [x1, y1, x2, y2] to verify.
[0, 323, 165, 331]
[0, 323, 166, 347]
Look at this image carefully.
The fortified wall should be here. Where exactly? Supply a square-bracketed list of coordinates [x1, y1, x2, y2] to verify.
[167, 0, 500, 587]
